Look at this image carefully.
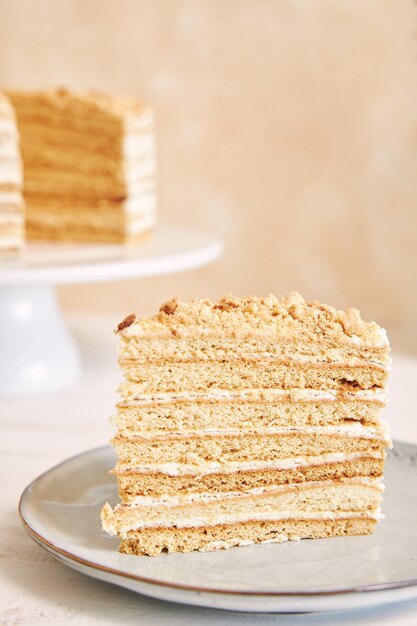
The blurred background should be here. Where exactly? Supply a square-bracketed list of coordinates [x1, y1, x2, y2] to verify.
[0, 0, 416, 351]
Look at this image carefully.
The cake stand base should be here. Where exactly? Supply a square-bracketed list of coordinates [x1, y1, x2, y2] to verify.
[0, 285, 80, 396]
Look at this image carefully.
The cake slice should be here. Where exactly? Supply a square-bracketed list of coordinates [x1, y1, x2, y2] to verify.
[6, 88, 156, 244]
[0, 91, 24, 252]
[101, 292, 391, 556]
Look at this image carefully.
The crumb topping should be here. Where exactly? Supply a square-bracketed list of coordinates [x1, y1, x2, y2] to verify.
[159, 298, 179, 315]
[117, 313, 136, 333]
[117, 292, 388, 347]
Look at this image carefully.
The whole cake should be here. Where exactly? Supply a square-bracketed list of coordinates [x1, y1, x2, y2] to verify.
[101, 292, 391, 556]
[6, 88, 156, 244]
[0, 91, 24, 252]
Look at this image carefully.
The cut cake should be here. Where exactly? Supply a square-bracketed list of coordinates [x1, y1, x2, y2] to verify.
[6, 88, 156, 244]
[101, 292, 391, 556]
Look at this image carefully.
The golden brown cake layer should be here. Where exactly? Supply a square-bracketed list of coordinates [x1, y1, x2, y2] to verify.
[7, 122, 153, 159]
[120, 360, 387, 394]
[27, 221, 153, 245]
[115, 395, 384, 438]
[21, 161, 155, 198]
[6, 89, 151, 131]
[118, 336, 389, 368]
[102, 480, 381, 536]
[117, 455, 384, 499]
[113, 431, 387, 467]
[120, 517, 376, 556]
[24, 201, 155, 243]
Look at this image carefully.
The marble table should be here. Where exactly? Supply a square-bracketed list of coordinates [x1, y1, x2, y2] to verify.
[2, 314, 417, 625]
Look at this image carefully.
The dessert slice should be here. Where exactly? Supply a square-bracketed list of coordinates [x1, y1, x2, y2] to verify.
[101, 292, 391, 556]
[0, 91, 24, 252]
[7, 88, 156, 244]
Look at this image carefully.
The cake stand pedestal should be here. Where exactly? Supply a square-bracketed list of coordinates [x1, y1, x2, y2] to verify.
[0, 226, 223, 396]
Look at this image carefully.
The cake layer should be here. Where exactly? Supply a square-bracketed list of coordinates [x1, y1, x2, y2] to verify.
[116, 455, 384, 499]
[119, 517, 376, 556]
[113, 431, 387, 466]
[115, 393, 385, 438]
[10, 124, 154, 161]
[23, 191, 155, 243]
[115, 422, 388, 443]
[26, 219, 153, 244]
[25, 193, 155, 220]
[7, 89, 152, 134]
[102, 479, 382, 535]
[116, 449, 385, 476]
[118, 335, 389, 368]
[22, 158, 156, 199]
[120, 360, 387, 394]
[20, 149, 155, 183]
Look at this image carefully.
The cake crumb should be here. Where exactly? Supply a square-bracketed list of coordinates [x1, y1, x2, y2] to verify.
[159, 298, 179, 315]
[117, 313, 136, 333]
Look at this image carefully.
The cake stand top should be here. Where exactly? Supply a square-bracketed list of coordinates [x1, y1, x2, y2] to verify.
[0, 226, 223, 285]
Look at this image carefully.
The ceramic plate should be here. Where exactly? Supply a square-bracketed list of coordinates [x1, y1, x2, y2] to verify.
[19, 441, 417, 613]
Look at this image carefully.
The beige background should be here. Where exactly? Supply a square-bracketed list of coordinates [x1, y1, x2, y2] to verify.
[1, 0, 416, 351]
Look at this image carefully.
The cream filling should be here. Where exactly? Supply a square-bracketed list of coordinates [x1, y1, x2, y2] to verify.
[0, 213, 24, 226]
[123, 177, 155, 202]
[0, 140, 21, 160]
[0, 235, 23, 248]
[121, 327, 389, 350]
[120, 350, 389, 370]
[124, 192, 156, 217]
[124, 132, 156, 161]
[0, 165, 22, 185]
[0, 119, 18, 135]
[126, 422, 392, 445]
[124, 158, 156, 184]
[127, 213, 156, 235]
[118, 450, 385, 477]
[0, 191, 23, 205]
[107, 509, 383, 534]
[122, 477, 385, 508]
[198, 537, 300, 551]
[119, 387, 387, 406]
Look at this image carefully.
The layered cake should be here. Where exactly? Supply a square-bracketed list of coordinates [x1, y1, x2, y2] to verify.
[0, 92, 24, 252]
[6, 88, 156, 243]
[101, 292, 391, 556]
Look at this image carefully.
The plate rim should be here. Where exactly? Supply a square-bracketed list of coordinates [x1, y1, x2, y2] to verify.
[0, 225, 224, 285]
[18, 441, 417, 599]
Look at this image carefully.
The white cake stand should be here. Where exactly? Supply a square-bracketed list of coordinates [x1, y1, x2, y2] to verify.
[0, 226, 223, 396]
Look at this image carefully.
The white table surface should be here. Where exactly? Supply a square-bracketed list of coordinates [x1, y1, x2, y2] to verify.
[1, 314, 417, 626]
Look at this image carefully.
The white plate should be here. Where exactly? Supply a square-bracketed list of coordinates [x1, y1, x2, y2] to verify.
[19, 441, 417, 613]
